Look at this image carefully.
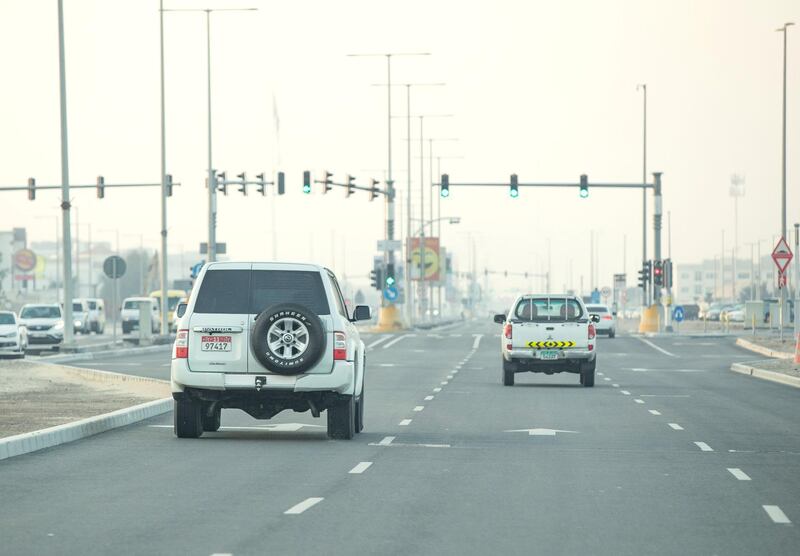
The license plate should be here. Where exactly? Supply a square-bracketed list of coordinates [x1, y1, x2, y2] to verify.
[201, 335, 232, 352]
[538, 350, 559, 360]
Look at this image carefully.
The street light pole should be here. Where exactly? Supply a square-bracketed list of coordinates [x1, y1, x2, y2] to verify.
[777, 23, 794, 340]
[159, 0, 169, 334]
[637, 84, 647, 307]
[164, 7, 257, 266]
[57, 0, 74, 349]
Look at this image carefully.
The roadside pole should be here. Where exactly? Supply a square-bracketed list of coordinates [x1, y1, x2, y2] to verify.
[795, 223, 799, 337]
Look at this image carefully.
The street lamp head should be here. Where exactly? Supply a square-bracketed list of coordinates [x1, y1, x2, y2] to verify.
[777, 22, 795, 31]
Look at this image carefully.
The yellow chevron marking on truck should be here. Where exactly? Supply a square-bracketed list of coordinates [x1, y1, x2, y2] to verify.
[527, 341, 576, 348]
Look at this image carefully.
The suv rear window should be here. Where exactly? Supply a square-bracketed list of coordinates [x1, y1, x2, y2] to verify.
[193, 269, 330, 315]
[513, 297, 585, 322]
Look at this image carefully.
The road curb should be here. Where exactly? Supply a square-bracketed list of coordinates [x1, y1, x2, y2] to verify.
[730, 362, 800, 389]
[735, 337, 793, 359]
[0, 397, 172, 462]
[38, 344, 172, 364]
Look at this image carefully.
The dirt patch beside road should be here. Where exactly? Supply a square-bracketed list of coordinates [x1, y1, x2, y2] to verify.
[0, 360, 169, 438]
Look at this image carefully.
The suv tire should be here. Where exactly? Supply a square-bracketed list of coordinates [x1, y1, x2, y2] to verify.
[502, 358, 515, 386]
[581, 362, 595, 387]
[174, 399, 203, 438]
[202, 405, 221, 432]
[327, 395, 355, 440]
[355, 388, 365, 433]
[251, 303, 326, 375]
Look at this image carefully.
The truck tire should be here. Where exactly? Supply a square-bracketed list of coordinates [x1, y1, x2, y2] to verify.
[502, 358, 515, 386]
[250, 303, 326, 375]
[174, 399, 203, 438]
[355, 388, 365, 433]
[581, 362, 595, 387]
[122, 323, 131, 334]
[608, 329, 616, 339]
[327, 395, 355, 440]
[202, 405, 221, 432]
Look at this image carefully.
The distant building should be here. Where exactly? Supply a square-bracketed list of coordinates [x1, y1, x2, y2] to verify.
[675, 255, 779, 304]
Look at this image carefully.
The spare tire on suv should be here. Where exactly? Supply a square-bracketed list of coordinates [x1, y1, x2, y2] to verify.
[250, 303, 326, 375]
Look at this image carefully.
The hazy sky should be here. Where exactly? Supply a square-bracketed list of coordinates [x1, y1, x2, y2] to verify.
[1, 0, 798, 294]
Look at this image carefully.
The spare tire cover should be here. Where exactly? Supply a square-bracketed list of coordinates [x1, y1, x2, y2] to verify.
[250, 303, 326, 375]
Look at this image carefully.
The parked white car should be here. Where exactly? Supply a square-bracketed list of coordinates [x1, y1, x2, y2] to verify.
[18, 304, 64, 349]
[171, 262, 372, 439]
[0, 311, 27, 358]
[120, 297, 161, 335]
[586, 304, 617, 338]
[494, 295, 599, 387]
[86, 298, 106, 334]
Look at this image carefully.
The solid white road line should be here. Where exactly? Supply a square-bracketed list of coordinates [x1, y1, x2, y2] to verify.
[668, 423, 684, 430]
[634, 399, 645, 404]
[763, 505, 791, 524]
[694, 441, 713, 452]
[349, 462, 373, 474]
[377, 436, 395, 446]
[648, 410, 661, 415]
[383, 334, 413, 349]
[433, 387, 442, 392]
[424, 395, 434, 401]
[367, 336, 392, 349]
[636, 336, 677, 357]
[621, 390, 631, 395]
[727, 468, 751, 481]
[399, 419, 412, 426]
[472, 334, 483, 349]
[413, 406, 424, 412]
[284, 497, 324, 515]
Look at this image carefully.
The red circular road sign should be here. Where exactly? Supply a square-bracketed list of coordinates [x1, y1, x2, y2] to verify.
[14, 249, 36, 272]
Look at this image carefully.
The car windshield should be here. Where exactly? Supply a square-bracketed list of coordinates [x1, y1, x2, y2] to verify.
[0, 313, 15, 325]
[123, 301, 139, 309]
[513, 297, 584, 322]
[72, 303, 84, 311]
[87, 301, 97, 310]
[20, 306, 60, 319]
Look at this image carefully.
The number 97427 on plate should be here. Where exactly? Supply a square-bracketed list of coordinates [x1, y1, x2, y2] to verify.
[201, 335, 232, 352]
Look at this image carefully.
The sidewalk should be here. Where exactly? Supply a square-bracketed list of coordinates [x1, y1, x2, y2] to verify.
[0, 360, 171, 460]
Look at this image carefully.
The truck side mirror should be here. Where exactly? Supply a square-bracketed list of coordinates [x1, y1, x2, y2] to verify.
[176, 303, 187, 318]
[352, 305, 372, 322]
[591, 314, 600, 323]
[493, 314, 506, 324]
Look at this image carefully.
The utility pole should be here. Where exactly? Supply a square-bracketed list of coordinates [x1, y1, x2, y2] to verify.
[777, 23, 794, 338]
[637, 84, 648, 307]
[57, 0, 74, 349]
[159, 0, 169, 333]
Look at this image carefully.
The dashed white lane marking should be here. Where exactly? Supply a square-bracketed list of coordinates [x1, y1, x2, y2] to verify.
[399, 419, 412, 426]
[634, 399, 645, 404]
[211, 553, 232, 556]
[612, 383, 620, 388]
[636, 336, 678, 357]
[668, 423, 684, 430]
[349, 462, 373, 474]
[285, 497, 324, 515]
[378, 363, 397, 367]
[383, 334, 414, 349]
[367, 335, 392, 349]
[377, 436, 395, 446]
[597, 372, 604, 376]
[424, 395, 434, 401]
[449, 334, 463, 337]
[603, 377, 611, 381]
[413, 406, 424, 412]
[640, 394, 690, 398]
[694, 441, 713, 452]
[441, 381, 449, 385]
[648, 410, 661, 415]
[447, 375, 454, 379]
[433, 387, 442, 392]
[451, 370, 459, 374]
[727, 468, 751, 481]
[472, 334, 483, 349]
[621, 390, 631, 395]
[763, 505, 791, 524]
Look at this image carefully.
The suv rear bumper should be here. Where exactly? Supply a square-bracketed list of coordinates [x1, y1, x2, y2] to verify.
[504, 348, 595, 362]
[171, 358, 356, 396]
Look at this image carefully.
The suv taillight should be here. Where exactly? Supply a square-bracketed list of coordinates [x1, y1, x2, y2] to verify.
[588, 324, 596, 341]
[503, 323, 512, 339]
[175, 329, 188, 359]
[333, 331, 347, 360]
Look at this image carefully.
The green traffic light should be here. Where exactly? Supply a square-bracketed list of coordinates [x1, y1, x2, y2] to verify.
[440, 187, 450, 198]
[303, 185, 311, 194]
[579, 187, 589, 198]
[386, 276, 395, 286]
[510, 187, 519, 198]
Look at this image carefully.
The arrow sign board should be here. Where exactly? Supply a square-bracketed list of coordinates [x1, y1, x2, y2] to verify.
[505, 428, 578, 437]
[383, 285, 399, 301]
[673, 306, 685, 323]
[772, 236, 793, 273]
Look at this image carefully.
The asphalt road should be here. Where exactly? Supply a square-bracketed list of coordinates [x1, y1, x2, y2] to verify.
[2, 320, 800, 555]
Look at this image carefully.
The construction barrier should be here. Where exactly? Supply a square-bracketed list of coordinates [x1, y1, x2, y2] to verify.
[638, 305, 660, 333]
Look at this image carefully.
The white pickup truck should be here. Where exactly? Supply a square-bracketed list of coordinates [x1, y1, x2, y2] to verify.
[494, 295, 599, 387]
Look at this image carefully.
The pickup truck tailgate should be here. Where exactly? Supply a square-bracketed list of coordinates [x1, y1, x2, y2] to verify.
[511, 321, 588, 350]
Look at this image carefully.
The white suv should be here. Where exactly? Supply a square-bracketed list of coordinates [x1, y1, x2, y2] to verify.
[171, 262, 371, 440]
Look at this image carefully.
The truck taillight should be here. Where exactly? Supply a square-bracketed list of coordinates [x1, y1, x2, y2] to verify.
[333, 331, 347, 360]
[602, 315, 612, 320]
[588, 324, 596, 341]
[175, 329, 188, 359]
[503, 323, 512, 339]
